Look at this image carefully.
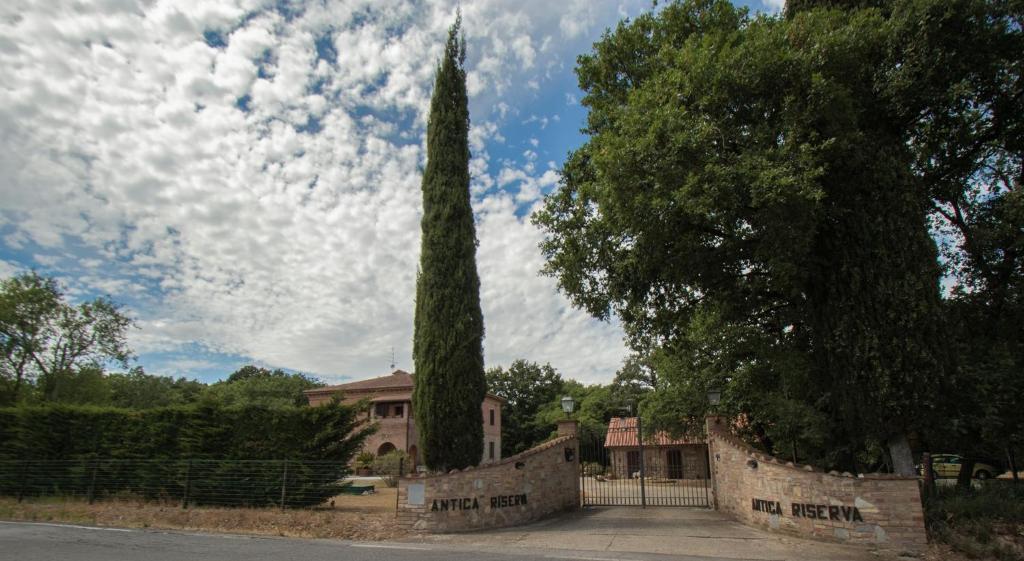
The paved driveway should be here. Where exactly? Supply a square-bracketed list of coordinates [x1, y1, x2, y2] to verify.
[410, 507, 891, 561]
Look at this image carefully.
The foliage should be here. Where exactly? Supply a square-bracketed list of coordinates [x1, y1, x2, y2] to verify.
[0, 399, 373, 507]
[535, 380, 622, 443]
[486, 360, 564, 456]
[205, 365, 324, 408]
[372, 450, 409, 488]
[412, 14, 487, 472]
[925, 483, 1024, 561]
[107, 367, 205, 409]
[0, 272, 133, 405]
[355, 451, 375, 469]
[534, 0, 1021, 472]
[609, 354, 659, 411]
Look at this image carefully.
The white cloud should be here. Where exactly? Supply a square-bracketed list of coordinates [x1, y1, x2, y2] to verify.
[559, 0, 597, 39]
[0, 260, 21, 279]
[0, 0, 642, 384]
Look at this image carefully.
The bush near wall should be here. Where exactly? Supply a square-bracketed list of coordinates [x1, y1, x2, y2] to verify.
[925, 483, 1024, 561]
[0, 400, 373, 507]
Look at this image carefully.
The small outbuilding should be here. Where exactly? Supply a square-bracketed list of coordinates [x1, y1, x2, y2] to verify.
[604, 417, 709, 480]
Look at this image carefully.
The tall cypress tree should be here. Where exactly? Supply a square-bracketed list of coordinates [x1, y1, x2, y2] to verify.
[412, 15, 486, 472]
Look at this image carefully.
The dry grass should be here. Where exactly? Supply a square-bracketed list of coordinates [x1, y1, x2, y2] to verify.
[0, 488, 406, 541]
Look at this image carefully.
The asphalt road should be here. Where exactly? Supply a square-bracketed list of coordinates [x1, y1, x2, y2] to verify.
[0, 521, 756, 561]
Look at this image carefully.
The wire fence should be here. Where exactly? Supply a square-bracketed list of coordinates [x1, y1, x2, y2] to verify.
[0, 459, 359, 509]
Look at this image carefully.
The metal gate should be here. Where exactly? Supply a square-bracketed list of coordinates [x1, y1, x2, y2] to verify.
[579, 417, 711, 507]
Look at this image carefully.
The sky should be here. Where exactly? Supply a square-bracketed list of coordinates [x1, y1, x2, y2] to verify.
[0, 0, 781, 385]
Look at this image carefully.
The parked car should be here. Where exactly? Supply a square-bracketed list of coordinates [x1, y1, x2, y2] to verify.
[916, 454, 999, 480]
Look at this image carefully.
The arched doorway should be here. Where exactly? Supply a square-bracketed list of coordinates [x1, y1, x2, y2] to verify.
[377, 442, 396, 456]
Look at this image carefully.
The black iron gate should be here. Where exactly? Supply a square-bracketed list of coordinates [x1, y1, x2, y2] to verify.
[579, 417, 711, 507]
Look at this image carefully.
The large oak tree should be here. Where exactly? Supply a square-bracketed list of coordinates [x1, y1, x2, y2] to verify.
[535, 0, 1021, 474]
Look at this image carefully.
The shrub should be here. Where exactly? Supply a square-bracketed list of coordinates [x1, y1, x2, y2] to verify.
[372, 450, 409, 488]
[925, 482, 1024, 561]
[0, 401, 375, 507]
[582, 462, 605, 477]
[355, 452, 375, 469]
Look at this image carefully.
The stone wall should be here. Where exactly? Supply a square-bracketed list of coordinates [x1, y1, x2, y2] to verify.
[396, 434, 579, 532]
[706, 417, 927, 549]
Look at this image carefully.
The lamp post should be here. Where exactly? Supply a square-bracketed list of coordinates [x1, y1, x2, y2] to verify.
[557, 396, 578, 438]
[560, 395, 576, 418]
[706, 388, 722, 407]
[705, 387, 722, 510]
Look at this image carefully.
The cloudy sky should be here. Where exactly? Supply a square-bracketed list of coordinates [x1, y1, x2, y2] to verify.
[0, 0, 780, 384]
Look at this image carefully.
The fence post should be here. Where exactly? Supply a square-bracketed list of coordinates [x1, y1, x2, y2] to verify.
[637, 416, 646, 508]
[16, 460, 26, 503]
[182, 459, 192, 509]
[395, 457, 405, 513]
[87, 460, 99, 505]
[279, 460, 289, 510]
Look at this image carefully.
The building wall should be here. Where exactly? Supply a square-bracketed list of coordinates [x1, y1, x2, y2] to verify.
[396, 434, 579, 532]
[706, 417, 927, 549]
[364, 415, 413, 457]
[608, 445, 708, 480]
[308, 387, 502, 467]
[482, 397, 502, 464]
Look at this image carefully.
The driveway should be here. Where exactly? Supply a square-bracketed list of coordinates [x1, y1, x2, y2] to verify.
[409, 506, 895, 561]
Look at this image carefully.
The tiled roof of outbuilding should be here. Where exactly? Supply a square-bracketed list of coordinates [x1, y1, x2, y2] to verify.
[603, 417, 702, 448]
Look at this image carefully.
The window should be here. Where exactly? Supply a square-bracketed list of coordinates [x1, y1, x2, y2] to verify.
[394, 404, 403, 418]
[374, 403, 387, 417]
[489, 441, 495, 460]
[489, 409, 495, 426]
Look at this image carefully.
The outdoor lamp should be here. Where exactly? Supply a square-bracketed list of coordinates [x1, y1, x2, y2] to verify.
[560, 395, 576, 417]
[706, 388, 722, 406]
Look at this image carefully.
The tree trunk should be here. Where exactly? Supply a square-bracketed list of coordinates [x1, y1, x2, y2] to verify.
[1007, 446, 1019, 485]
[956, 457, 976, 490]
[921, 452, 935, 499]
[888, 433, 916, 476]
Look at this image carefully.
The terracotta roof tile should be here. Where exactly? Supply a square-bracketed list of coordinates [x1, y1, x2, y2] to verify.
[368, 393, 412, 402]
[306, 370, 413, 394]
[304, 370, 506, 403]
[603, 417, 701, 447]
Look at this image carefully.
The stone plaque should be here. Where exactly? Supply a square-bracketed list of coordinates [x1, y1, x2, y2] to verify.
[407, 483, 425, 506]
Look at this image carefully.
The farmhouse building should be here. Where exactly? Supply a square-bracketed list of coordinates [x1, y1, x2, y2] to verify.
[304, 369, 503, 469]
[605, 417, 709, 480]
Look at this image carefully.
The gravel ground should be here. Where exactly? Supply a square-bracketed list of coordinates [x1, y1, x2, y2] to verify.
[0, 488, 406, 541]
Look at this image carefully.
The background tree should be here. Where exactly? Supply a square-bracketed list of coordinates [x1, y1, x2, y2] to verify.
[0, 272, 133, 405]
[412, 15, 487, 471]
[205, 365, 323, 408]
[609, 353, 659, 411]
[533, 0, 1020, 473]
[107, 367, 205, 409]
[486, 360, 564, 455]
[534, 380, 621, 443]
[883, 0, 1023, 484]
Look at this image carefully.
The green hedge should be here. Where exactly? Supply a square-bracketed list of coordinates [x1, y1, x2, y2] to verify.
[0, 401, 373, 507]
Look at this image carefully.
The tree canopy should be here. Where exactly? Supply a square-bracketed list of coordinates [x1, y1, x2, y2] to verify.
[206, 365, 323, 408]
[0, 272, 133, 405]
[486, 360, 564, 455]
[535, 0, 1022, 473]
